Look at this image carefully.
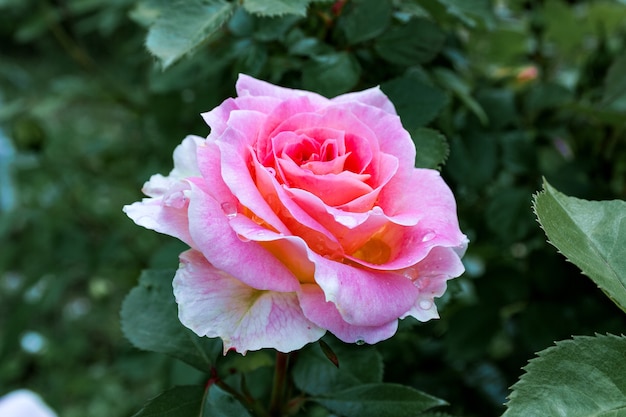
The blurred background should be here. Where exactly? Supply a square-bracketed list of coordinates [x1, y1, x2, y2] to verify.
[1, 1, 625, 416]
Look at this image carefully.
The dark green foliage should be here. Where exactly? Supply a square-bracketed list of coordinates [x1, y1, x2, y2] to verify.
[1, 1, 626, 416]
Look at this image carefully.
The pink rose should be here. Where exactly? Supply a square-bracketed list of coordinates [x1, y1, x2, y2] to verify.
[124, 75, 467, 353]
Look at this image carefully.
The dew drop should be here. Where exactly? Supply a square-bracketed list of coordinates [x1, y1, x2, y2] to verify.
[419, 299, 433, 310]
[237, 234, 251, 242]
[266, 167, 276, 176]
[422, 231, 436, 242]
[355, 339, 365, 346]
[221, 202, 238, 219]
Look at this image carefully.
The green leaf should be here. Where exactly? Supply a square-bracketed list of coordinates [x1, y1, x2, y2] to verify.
[243, 0, 312, 17]
[504, 334, 626, 417]
[374, 18, 445, 66]
[435, 0, 494, 28]
[534, 180, 626, 312]
[381, 74, 449, 130]
[313, 383, 447, 417]
[446, 132, 497, 189]
[411, 127, 449, 170]
[339, 0, 392, 45]
[301, 52, 361, 97]
[145, 0, 234, 69]
[602, 54, 626, 111]
[524, 82, 573, 117]
[121, 270, 222, 372]
[203, 385, 253, 417]
[486, 187, 535, 242]
[433, 68, 487, 125]
[132, 385, 205, 417]
[292, 339, 383, 396]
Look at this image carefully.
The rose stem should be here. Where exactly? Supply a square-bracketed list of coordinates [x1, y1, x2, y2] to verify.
[269, 351, 290, 416]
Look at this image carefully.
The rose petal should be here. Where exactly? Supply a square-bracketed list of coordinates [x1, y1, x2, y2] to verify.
[310, 253, 419, 326]
[208, 127, 290, 234]
[331, 85, 397, 115]
[299, 284, 398, 344]
[174, 250, 325, 354]
[187, 182, 300, 292]
[123, 182, 194, 246]
[401, 246, 466, 322]
[237, 73, 328, 106]
[228, 215, 317, 283]
[278, 156, 372, 206]
[340, 102, 416, 172]
[123, 136, 204, 246]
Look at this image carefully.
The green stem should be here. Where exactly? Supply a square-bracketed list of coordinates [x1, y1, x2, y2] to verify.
[269, 351, 290, 416]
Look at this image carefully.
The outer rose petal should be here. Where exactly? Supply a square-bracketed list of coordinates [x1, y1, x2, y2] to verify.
[123, 136, 205, 247]
[237, 74, 328, 107]
[187, 182, 300, 292]
[298, 284, 398, 344]
[401, 246, 466, 322]
[123, 182, 194, 246]
[174, 250, 325, 354]
[330, 85, 397, 115]
[310, 252, 419, 326]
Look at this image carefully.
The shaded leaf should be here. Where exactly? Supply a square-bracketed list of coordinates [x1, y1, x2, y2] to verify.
[602, 54, 626, 111]
[146, 0, 234, 68]
[446, 132, 497, 189]
[313, 383, 446, 417]
[486, 187, 535, 242]
[339, 0, 392, 45]
[132, 385, 205, 417]
[203, 385, 253, 417]
[411, 127, 449, 170]
[374, 18, 445, 66]
[302, 52, 361, 97]
[381, 74, 448, 130]
[433, 68, 487, 125]
[293, 339, 383, 396]
[243, 0, 312, 17]
[504, 334, 626, 417]
[534, 180, 626, 312]
[436, 0, 494, 28]
[121, 270, 222, 372]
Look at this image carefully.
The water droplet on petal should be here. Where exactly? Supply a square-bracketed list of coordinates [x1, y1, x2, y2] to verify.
[355, 339, 365, 345]
[266, 167, 276, 176]
[422, 231, 436, 242]
[371, 206, 384, 215]
[221, 202, 237, 219]
[419, 299, 433, 310]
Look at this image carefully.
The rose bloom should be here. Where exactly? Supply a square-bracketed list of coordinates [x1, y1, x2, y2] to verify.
[124, 75, 467, 354]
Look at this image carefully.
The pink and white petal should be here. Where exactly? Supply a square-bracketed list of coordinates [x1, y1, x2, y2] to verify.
[310, 253, 418, 326]
[213, 128, 290, 234]
[228, 215, 317, 283]
[277, 157, 372, 207]
[237, 74, 328, 106]
[170, 135, 205, 178]
[123, 181, 195, 246]
[299, 284, 398, 344]
[201, 98, 239, 137]
[187, 182, 300, 292]
[285, 187, 388, 253]
[141, 135, 204, 198]
[251, 155, 344, 258]
[337, 102, 415, 172]
[401, 246, 466, 322]
[330, 85, 397, 115]
[174, 250, 325, 354]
